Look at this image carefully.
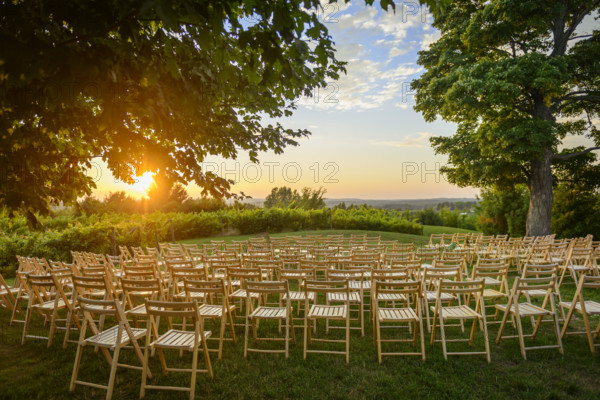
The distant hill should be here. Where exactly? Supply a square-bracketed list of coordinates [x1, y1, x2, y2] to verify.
[242, 198, 478, 210]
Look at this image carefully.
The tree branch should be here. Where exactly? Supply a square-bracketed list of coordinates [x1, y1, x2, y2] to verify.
[56, 11, 137, 46]
[557, 94, 600, 111]
[569, 34, 593, 40]
[553, 146, 600, 160]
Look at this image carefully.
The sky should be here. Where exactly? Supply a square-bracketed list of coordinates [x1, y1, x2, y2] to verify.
[92, 2, 482, 201]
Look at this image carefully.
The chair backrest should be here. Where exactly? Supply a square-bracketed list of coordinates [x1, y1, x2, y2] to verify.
[472, 258, 508, 281]
[78, 296, 124, 318]
[389, 259, 422, 279]
[72, 274, 114, 300]
[184, 279, 229, 306]
[567, 247, 593, 266]
[280, 268, 315, 284]
[124, 262, 161, 282]
[170, 267, 207, 286]
[121, 278, 164, 304]
[304, 279, 349, 300]
[327, 268, 367, 287]
[393, 242, 415, 254]
[521, 262, 558, 278]
[374, 279, 421, 300]
[145, 300, 202, 332]
[245, 280, 289, 299]
[227, 267, 262, 288]
[511, 275, 557, 301]
[371, 268, 410, 282]
[415, 248, 440, 264]
[28, 269, 72, 308]
[422, 265, 461, 290]
[437, 278, 485, 297]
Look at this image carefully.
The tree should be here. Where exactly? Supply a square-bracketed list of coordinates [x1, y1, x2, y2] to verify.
[264, 186, 326, 209]
[264, 186, 299, 208]
[1, 0, 354, 224]
[551, 149, 600, 238]
[476, 186, 529, 237]
[103, 191, 140, 214]
[412, 0, 600, 235]
[290, 186, 327, 209]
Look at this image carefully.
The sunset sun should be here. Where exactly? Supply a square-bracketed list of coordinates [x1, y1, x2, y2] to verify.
[130, 171, 154, 195]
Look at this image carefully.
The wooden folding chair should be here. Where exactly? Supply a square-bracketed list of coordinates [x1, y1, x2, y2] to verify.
[430, 279, 490, 362]
[184, 279, 236, 359]
[63, 274, 114, 348]
[469, 257, 509, 324]
[373, 280, 425, 363]
[370, 268, 410, 321]
[327, 269, 366, 336]
[21, 268, 74, 347]
[70, 296, 148, 400]
[140, 300, 212, 400]
[228, 267, 262, 317]
[10, 269, 33, 325]
[303, 280, 351, 363]
[121, 278, 165, 326]
[495, 275, 563, 360]
[0, 272, 19, 311]
[558, 247, 595, 286]
[280, 268, 316, 328]
[244, 281, 295, 359]
[169, 267, 207, 301]
[560, 274, 600, 353]
[421, 265, 462, 332]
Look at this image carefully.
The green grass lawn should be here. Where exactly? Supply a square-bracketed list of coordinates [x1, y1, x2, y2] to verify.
[2, 228, 600, 399]
[179, 225, 477, 248]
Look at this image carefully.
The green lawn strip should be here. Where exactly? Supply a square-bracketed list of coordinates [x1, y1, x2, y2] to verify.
[178, 226, 478, 248]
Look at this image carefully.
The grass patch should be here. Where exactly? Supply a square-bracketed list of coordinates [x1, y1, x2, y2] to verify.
[179, 226, 477, 248]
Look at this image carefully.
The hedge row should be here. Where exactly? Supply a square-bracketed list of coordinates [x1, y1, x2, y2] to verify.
[0, 208, 422, 275]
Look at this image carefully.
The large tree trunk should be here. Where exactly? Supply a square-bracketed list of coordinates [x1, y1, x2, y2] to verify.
[526, 148, 553, 236]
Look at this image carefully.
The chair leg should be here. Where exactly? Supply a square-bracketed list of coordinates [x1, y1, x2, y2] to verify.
[227, 310, 236, 344]
[376, 317, 382, 364]
[345, 313, 350, 364]
[244, 315, 249, 358]
[63, 308, 73, 349]
[189, 345, 199, 400]
[106, 343, 121, 400]
[21, 302, 33, 345]
[218, 316, 225, 360]
[285, 316, 289, 359]
[48, 307, 59, 347]
[439, 315, 448, 360]
[419, 316, 426, 361]
[553, 313, 564, 355]
[69, 343, 84, 392]
[515, 314, 527, 360]
[140, 345, 150, 398]
[303, 317, 309, 360]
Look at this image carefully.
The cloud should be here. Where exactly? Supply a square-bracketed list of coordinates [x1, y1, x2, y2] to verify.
[370, 132, 436, 148]
[420, 31, 441, 50]
[389, 47, 409, 58]
[298, 3, 429, 112]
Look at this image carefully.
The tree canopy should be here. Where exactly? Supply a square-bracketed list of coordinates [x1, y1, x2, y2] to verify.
[264, 186, 326, 209]
[0, 0, 365, 224]
[412, 0, 600, 235]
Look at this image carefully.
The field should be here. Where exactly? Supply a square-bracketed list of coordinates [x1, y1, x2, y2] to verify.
[1, 228, 600, 400]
